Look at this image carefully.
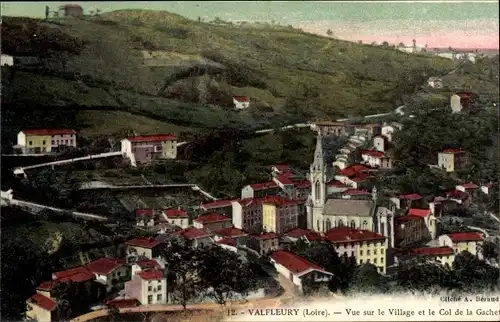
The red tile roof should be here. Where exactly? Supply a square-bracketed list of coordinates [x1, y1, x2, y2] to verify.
[343, 189, 370, 196]
[86, 258, 125, 276]
[135, 209, 154, 217]
[397, 193, 423, 200]
[408, 208, 431, 218]
[441, 148, 465, 153]
[271, 250, 328, 275]
[395, 215, 423, 223]
[274, 173, 294, 185]
[28, 293, 57, 311]
[138, 269, 164, 280]
[238, 197, 269, 208]
[403, 247, 454, 256]
[251, 232, 279, 240]
[135, 259, 160, 269]
[215, 227, 248, 238]
[126, 134, 177, 143]
[337, 164, 371, 177]
[22, 129, 76, 136]
[447, 232, 483, 242]
[459, 182, 478, 189]
[52, 266, 94, 281]
[125, 237, 161, 249]
[105, 298, 140, 308]
[175, 227, 213, 240]
[249, 181, 278, 190]
[217, 237, 237, 247]
[361, 150, 385, 158]
[446, 189, 469, 200]
[163, 209, 188, 218]
[233, 96, 250, 102]
[293, 180, 311, 189]
[350, 173, 372, 182]
[284, 228, 323, 241]
[39, 268, 95, 291]
[327, 180, 348, 187]
[194, 213, 230, 224]
[201, 199, 238, 209]
[325, 227, 385, 243]
[261, 196, 299, 207]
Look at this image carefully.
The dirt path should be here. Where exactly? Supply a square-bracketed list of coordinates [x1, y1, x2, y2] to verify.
[71, 275, 298, 322]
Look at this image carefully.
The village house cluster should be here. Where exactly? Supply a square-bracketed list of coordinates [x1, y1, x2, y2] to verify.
[13, 130, 180, 167]
[18, 87, 495, 320]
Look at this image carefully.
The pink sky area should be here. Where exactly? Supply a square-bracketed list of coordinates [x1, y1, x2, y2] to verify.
[297, 20, 499, 49]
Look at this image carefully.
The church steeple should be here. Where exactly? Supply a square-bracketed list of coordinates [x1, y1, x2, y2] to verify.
[309, 132, 326, 208]
[311, 132, 324, 172]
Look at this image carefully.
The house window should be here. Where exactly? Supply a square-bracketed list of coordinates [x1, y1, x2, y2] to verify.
[148, 286, 152, 291]
[374, 249, 377, 255]
[148, 295, 153, 304]
[360, 260, 363, 264]
[374, 258, 377, 264]
[51, 140, 55, 145]
[29, 141, 33, 146]
[367, 250, 371, 255]
[42, 140, 46, 145]
[360, 250, 363, 256]
[157, 285, 162, 291]
[367, 259, 370, 263]
[157, 294, 162, 301]
[65, 140, 68, 144]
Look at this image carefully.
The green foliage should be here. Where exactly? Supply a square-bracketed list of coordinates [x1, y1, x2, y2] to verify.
[451, 251, 500, 291]
[290, 241, 358, 294]
[1, 11, 454, 137]
[160, 240, 258, 307]
[384, 106, 499, 196]
[349, 264, 389, 294]
[480, 239, 500, 260]
[198, 246, 258, 305]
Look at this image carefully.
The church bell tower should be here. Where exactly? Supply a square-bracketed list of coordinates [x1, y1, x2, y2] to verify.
[307, 132, 326, 231]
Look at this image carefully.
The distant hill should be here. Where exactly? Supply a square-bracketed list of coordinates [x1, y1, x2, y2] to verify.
[1, 10, 454, 140]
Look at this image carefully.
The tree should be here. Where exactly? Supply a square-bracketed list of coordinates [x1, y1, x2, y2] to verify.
[382, 41, 389, 47]
[159, 238, 201, 312]
[480, 240, 500, 260]
[393, 259, 451, 293]
[326, 29, 333, 36]
[291, 241, 357, 293]
[198, 246, 256, 306]
[452, 251, 500, 291]
[349, 264, 388, 294]
[398, 42, 405, 47]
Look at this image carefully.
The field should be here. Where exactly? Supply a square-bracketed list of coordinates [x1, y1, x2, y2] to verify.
[1, 11, 454, 142]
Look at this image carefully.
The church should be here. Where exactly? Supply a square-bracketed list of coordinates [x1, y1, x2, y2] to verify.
[306, 133, 395, 249]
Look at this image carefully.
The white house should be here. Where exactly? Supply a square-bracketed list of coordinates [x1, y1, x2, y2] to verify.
[381, 123, 402, 142]
[438, 232, 484, 259]
[124, 269, 167, 305]
[481, 183, 493, 194]
[173, 228, 214, 248]
[131, 259, 163, 276]
[427, 77, 443, 89]
[373, 135, 388, 152]
[85, 257, 129, 292]
[361, 150, 385, 168]
[270, 250, 332, 293]
[1, 54, 14, 66]
[233, 96, 250, 110]
[161, 208, 189, 229]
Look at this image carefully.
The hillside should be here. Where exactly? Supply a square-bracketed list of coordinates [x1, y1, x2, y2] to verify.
[1, 10, 454, 140]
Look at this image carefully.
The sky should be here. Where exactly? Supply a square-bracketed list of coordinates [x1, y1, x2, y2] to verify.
[1, 1, 499, 49]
